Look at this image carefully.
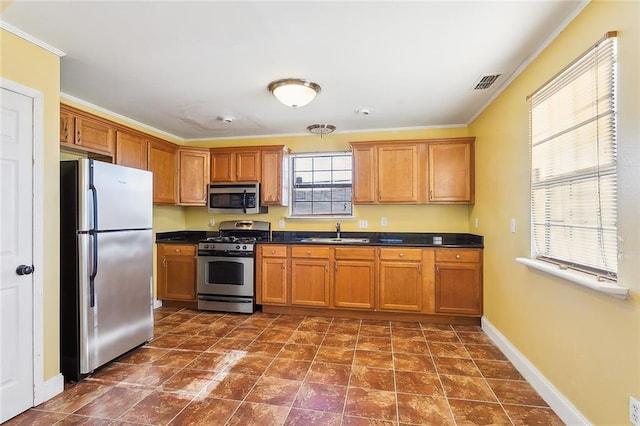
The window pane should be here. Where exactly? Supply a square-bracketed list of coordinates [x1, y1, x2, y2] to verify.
[290, 152, 353, 216]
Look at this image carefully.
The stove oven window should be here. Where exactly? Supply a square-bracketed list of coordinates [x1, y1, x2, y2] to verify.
[207, 260, 244, 286]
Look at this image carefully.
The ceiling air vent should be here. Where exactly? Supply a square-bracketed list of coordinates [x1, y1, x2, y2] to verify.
[473, 74, 502, 90]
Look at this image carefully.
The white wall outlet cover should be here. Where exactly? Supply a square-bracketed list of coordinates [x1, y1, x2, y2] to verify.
[474, 217, 479, 229]
[359, 220, 368, 228]
[381, 217, 388, 226]
[278, 219, 285, 229]
[510, 218, 516, 233]
[209, 218, 216, 227]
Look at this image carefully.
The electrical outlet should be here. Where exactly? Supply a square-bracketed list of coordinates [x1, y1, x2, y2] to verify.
[381, 217, 388, 227]
[474, 217, 479, 229]
[630, 396, 640, 425]
[278, 218, 285, 229]
[510, 218, 516, 233]
[209, 218, 216, 227]
[359, 220, 368, 229]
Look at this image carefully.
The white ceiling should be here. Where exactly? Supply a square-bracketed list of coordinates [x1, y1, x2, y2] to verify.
[1, 1, 586, 141]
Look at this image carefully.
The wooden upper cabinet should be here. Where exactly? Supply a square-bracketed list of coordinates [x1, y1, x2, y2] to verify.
[60, 105, 115, 156]
[428, 139, 474, 204]
[115, 131, 148, 170]
[351, 145, 376, 204]
[377, 144, 419, 203]
[351, 137, 475, 205]
[60, 109, 75, 146]
[148, 140, 177, 205]
[75, 116, 115, 155]
[210, 148, 260, 183]
[178, 147, 210, 206]
[260, 146, 290, 206]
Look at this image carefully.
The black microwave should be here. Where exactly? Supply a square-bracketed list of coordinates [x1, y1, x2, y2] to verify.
[207, 182, 268, 214]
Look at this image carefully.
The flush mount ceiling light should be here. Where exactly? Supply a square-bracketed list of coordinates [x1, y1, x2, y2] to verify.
[268, 78, 321, 108]
[306, 124, 336, 135]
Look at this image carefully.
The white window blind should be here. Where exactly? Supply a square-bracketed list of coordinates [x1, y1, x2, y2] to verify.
[528, 32, 617, 278]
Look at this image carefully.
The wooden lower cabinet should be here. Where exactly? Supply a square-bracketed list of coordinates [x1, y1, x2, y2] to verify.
[378, 248, 424, 312]
[290, 246, 330, 307]
[434, 249, 482, 315]
[257, 245, 288, 305]
[333, 247, 375, 309]
[157, 244, 197, 302]
[257, 244, 482, 321]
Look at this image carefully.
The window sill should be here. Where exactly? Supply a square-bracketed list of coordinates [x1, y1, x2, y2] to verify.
[515, 257, 629, 299]
[285, 216, 356, 222]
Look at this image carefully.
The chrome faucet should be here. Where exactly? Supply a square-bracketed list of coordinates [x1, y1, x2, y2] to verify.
[336, 222, 341, 239]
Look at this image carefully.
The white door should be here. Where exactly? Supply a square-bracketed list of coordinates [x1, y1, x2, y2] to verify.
[0, 87, 34, 422]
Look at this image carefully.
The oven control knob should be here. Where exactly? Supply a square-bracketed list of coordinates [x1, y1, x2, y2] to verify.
[236, 245, 241, 250]
[242, 245, 247, 250]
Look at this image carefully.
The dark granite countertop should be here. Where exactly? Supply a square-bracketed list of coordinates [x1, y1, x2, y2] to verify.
[269, 231, 483, 248]
[155, 230, 218, 244]
[156, 230, 483, 248]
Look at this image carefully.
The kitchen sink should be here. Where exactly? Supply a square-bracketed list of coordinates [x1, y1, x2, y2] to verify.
[300, 237, 370, 244]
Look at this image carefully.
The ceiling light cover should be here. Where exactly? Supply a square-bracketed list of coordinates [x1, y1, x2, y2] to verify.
[306, 124, 336, 135]
[268, 78, 321, 108]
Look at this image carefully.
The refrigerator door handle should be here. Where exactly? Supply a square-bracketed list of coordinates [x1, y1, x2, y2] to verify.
[89, 233, 97, 307]
[89, 163, 98, 307]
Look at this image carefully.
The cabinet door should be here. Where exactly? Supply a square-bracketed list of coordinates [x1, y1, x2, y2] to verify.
[236, 150, 260, 182]
[434, 263, 482, 315]
[115, 131, 148, 170]
[179, 148, 210, 205]
[148, 140, 177, 204]
[377, 144, 419, 203]
[352, 145, 376, 204]
[261, 148, 289, 206]
[210, 151, 234, 182]
[75, 116, 115, 155]
[291, 258, 330, 307]
[261, 257, 288, 304]
[334, 260, 375, 309]
[157, 244, 196, 302]
[428, 141, 473, 203]
[379, 260, 423, 311]
[60, 110, 75, 146]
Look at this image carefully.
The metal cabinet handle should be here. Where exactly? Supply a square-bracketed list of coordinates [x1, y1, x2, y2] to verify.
[77, 131, 81, 143]
[175, 248, 181, 253]
[306, 250, 311, 255]
[325, 263, 329, 272]
[281, 261, 285, 270]
[456, 254, 461, 259]
[335, 262, 338, 272]
[270, 249, 276, 255]
[163, 258, 167, 267]
[399, 252, 404, 257]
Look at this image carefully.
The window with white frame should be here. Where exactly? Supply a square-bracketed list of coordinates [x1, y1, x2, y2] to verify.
[290, 152, 353, 216]
[528, 32, 617, 279]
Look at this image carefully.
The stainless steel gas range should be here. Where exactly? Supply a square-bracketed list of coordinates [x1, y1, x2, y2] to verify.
[197, 220, 271, 313]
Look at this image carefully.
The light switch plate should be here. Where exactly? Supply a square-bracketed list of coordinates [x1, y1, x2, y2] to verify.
[359, 220, 368, 229]
[381, 217, 388, 227]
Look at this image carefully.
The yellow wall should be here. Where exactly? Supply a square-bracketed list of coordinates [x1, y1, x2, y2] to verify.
[0, 29, 61, 380]
[469, 1, 639, 423]
[185, 128, 472, 232]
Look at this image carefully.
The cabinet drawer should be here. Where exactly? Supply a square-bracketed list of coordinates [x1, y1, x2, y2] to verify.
[435, 249, 481, 263]
[158, 244, 196, 256]
[291, 246, 331, 259]
[335, 247, 376, 260]
[261, 245, 287, 258]
[379, 248, 423, 261]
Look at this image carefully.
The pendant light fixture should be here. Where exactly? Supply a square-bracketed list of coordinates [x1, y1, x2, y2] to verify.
[268, 78, 321, 108]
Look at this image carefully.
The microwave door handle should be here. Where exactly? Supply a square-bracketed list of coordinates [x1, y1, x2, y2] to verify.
[242, 190, 247, 214]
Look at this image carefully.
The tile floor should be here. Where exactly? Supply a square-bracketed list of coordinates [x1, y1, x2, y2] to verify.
[7, 307, 564, 425]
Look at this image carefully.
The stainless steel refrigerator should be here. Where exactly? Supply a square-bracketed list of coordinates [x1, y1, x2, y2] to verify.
[60, 159, 153, 382]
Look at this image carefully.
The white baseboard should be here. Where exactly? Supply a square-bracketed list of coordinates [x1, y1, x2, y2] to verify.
[481, 317, 590, 425]
[153, 299, 163, 309]
[33, 373, 64, 406]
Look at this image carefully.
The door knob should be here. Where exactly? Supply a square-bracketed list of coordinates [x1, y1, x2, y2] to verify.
[16, 265, 34, 275]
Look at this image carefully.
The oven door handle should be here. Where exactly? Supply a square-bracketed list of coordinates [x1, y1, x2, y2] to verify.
[198, 295, 253, 303]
